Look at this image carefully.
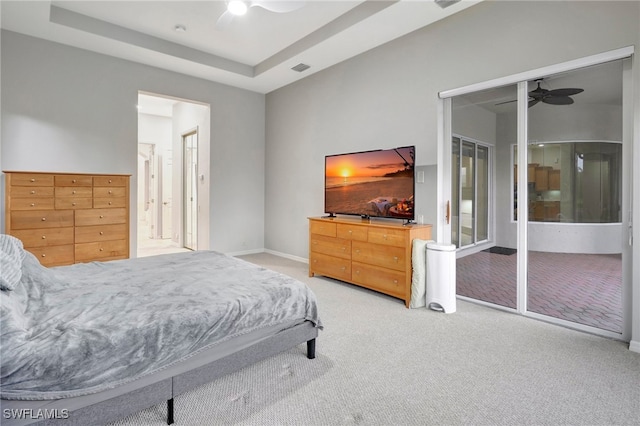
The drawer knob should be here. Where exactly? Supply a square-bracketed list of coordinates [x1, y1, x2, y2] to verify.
[355, 249, 360, 254]
[72, 190, 76, 194]
[30, 203, 35, 207]
[355, 270, 360, 275]
[41, 235, 46, 239]
[108, 201, 112, 205]
[341, 247, 346, 251]
[100, 248, 104, 251]
[383, 235, 388, 239]
[394, 256, 399, 262]
[99, 215, 104, 218]
[72, 179, 76, 183]
[41, 254, 46, 257]
[348, 230, 352, 234]
[30, 190, 35, 194]
[41, 217, 46, 221]
[108, 190, 112, 194]
[72, 202, 76, 206]
[393, 280, 398, 285]
[313, 259, 317, 263]
[341, 266, 346, 271]
[109, 179, 112, 183]
[100, 232, 104, 235]
[30, 178, 35, 182]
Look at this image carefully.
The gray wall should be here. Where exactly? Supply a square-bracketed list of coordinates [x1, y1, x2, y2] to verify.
[265, 0, 639, 260]
[0, 30, 266, 254]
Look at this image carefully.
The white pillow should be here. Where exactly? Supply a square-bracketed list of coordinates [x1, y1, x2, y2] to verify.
[0, 234, 26, 291]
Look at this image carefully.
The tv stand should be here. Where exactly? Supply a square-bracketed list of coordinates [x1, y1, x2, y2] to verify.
[308, 216, 431, 308]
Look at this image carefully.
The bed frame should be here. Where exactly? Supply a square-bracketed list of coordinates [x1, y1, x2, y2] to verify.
[1, 322, 318, 426]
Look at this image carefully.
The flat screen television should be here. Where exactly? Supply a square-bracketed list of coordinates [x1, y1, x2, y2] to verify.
[324, 146, 415, 221]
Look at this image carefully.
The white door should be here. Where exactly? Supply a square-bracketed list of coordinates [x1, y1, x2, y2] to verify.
[161, 150, 173, 239]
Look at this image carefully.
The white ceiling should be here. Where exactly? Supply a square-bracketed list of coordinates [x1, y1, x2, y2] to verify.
[1, 0, 482, 94]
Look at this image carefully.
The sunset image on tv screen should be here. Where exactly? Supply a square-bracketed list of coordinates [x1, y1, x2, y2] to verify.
[325, 146, 414, 219]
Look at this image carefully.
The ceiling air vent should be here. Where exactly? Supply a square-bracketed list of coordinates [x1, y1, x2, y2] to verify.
[291, 63, 311, 73]
[434, 0, 461, 9]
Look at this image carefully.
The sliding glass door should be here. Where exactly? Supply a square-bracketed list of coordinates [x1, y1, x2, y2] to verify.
[451, 87, 517, 309]
[441, 51, 631, 339]
[524, 62, 624, 333]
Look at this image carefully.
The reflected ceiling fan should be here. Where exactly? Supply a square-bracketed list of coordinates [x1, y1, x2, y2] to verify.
[496, 79, 584, 108]
[217, 0, 306, 28]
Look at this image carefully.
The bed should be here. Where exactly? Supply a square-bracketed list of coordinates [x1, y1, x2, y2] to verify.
[0, 234, 321, 425]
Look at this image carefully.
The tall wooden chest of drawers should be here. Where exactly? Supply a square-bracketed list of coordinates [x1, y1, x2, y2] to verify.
[308, 216, 431, 307]
[4, 171, 130, 267]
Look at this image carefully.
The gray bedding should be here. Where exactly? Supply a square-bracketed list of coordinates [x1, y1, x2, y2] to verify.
[0, 235, 321, 401]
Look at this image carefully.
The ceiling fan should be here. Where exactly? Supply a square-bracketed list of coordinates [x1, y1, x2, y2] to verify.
[217, 0, 305, 28]
[496, 79, 584, 108]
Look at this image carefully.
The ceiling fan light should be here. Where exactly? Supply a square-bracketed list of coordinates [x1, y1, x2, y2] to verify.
[228, 1, 248, 16]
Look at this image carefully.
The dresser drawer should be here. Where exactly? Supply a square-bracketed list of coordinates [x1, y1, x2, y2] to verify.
[10, 174, 54, 186]
[10, 197, 54, 210]
[27, 244, 74, 267]
[10, 186, 54, 198]
[367, 228, 407, 247]
[93, 187, 126, 198]
[310, 220, 336, 237]
[55, 187, 93, 197]
[94, 176, 128, 187]
[352, 262, 405, 299]
[310, 234, 351, 260]
[55, 175, 92, 187]
[352, 241, 406, 272]
[11, 210, 74, 230]
[75, 224, 128, 243]
[336, 223, 368, 241]
[93, 197, 127, 208]
[12, 228, 74, 248]
[75, 239, 128, 262]
[309, 252, 351, 281]
[75, 208, 127, 226]
[55, 198, 93, 210]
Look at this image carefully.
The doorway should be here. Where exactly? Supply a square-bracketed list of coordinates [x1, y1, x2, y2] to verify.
[440, 50, 632, 340]
[136, 92, 211, 257]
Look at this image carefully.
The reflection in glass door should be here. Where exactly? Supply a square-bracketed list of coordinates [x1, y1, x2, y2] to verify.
[451, 137, 489, 248]
[525, 64, 624, 333]
[183, 130, 198, 251]
[452, 86, 517, 309]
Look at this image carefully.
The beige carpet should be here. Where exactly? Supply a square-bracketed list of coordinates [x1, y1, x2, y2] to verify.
[109, 252, 640, 426]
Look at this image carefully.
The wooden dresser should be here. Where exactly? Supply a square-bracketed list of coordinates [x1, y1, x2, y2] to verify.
[308, 216, 431, 307]
[4, 171, 130, 267]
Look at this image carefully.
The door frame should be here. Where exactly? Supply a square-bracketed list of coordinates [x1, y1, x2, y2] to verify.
[182, 128, 199, 251]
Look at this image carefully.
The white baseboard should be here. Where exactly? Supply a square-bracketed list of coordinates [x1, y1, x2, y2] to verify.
[629, 340, 640, 354]
[264, 249, 308, 264]
[226, 248, 265, 257]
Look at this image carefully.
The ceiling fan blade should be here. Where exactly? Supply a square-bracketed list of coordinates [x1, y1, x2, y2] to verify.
[251, 0, 305, 13]
[528, 99, 541, 108]
[543, 96, 574, 105]
[216, 10, 235, 29]
[546, 88, 584, 97]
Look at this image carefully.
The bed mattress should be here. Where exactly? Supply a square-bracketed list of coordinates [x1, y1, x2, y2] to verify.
[0, 245, 321, 401]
